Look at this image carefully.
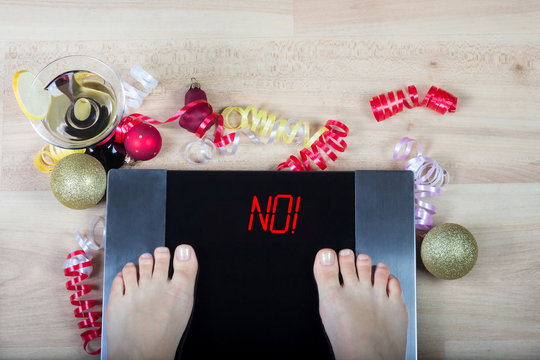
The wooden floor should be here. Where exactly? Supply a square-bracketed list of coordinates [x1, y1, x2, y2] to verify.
[1, 1, 539, 359]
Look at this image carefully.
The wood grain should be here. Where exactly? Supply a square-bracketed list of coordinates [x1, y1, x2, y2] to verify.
[0, 1, 539, 359]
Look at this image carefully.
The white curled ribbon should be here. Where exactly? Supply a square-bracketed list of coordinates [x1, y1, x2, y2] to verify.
[184, 128, 267, 164]
[184, 135, 217, 165]
[216, 128, 264, 156]
[63, 216, 105, 273]
[394, 137, 449, 230]
[123, 65, 158, 111]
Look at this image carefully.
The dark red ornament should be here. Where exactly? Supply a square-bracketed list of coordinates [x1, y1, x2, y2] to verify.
[179, 81, 215, 133]
[124, 122, 162, 161]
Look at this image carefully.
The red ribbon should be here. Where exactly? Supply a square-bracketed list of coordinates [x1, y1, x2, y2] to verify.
[277, 120, 349, 171]
[153, 99, 236, 148]
[96, 114, 145, 145]
[370, 85, 457, 122]
[64, 249, 101, 355]
[106, 100, 236, 149]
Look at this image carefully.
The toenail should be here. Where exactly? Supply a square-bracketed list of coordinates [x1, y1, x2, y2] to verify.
[140, 253, 152, 259]
[320, 251, 335, 266]
[176, 245, 191, 261]
[156, 247, 169, 253]
[340, 249, 353, 256]
[357, 254, 369, 260]
[125, 262, 135, 267]
[377, 262, 387, 268]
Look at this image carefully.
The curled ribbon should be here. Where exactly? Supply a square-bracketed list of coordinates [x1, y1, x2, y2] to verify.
[63, 216, 105, 355]
[184, 118, 265, 160]
[221, 106, 328, 147]
[184, 105, 331, 163]
[184, 135, 216, 165]
[393, 137, 449, 230]
[123, 65, 158, 111]
[277, 120, 349, 171]
[34, 144, 86, 173]
[371, 85, 457, 122]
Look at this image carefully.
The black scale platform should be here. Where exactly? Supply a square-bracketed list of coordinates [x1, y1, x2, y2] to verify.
[101, 170, 417, 359]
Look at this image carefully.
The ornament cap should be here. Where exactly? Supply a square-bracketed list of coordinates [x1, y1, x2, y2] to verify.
[124, 154, 138, 166]
[190, 77, 201, 90]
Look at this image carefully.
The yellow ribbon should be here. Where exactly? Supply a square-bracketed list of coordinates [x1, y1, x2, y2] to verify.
[34, 144, 85, 173]
[221, 106, 328, 147]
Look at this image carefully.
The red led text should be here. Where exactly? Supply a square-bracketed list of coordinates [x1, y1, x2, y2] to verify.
[248, 195, 301, 234]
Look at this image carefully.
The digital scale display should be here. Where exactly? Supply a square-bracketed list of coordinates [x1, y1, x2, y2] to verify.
[102, 170, 417, 360]
[248, 195, 301, 234]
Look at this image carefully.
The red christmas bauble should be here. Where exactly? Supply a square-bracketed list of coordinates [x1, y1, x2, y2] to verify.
[179, 85, 214, 133]
[124, 122, 162, 161]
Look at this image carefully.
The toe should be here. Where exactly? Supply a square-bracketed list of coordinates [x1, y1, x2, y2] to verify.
[171, 245, 198, 292]
[110, 272, 125, 297]
[373, 262, 390, 295]
[313, 249, 340, 292]
[338, 249, 358, 284]
[138, 253, 154, 287]
[356, 254, 372, 284]
[153, 247, 171, 281]
[122, 262, 138, 293]
[387, 275, 403, 300]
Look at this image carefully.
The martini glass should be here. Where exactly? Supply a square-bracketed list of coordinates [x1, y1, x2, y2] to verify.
[30, 55, 125, 149]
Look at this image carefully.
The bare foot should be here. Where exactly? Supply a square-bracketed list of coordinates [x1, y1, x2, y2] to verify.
[313, 249, 408, 360]
[106, 245, 198, 360]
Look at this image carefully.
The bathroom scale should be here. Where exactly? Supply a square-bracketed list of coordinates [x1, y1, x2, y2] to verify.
[101, 170, 417, 360]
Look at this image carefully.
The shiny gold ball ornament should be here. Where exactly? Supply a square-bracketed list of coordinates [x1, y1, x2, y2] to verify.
[421, 223, 478, 280]
[50, 153, 106, 209]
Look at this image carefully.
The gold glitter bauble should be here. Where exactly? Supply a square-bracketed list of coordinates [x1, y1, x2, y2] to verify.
[421, 223, 478, 280]
[50, 153, 106, 210]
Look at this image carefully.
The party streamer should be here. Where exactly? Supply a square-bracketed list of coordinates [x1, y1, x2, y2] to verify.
[123, 65, 158, 111]
[184, 135, 216, 165]
[370, 85, 457, 122]
[63, 217, 105, 355]
[183, 105, 330, 161]
[34, 144, 86, 173]
[183, 105, 333, 163]
[221, 106, 328, 147]
[393, 137, 449, 230]
[277, 120, 349, 171]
